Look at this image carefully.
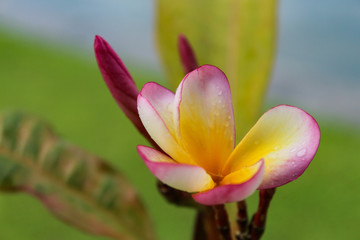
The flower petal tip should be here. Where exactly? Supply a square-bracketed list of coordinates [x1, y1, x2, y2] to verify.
[94, 35, 104, 48]
[257, 105, 321, 189]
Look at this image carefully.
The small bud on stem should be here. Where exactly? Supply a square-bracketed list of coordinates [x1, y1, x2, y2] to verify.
[178, 34, 199, 74]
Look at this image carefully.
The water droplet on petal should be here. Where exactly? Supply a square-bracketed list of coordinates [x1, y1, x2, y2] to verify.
[296, 149, 306, 157]
[290, 147, 297, 153]
[218, 90, 223, 95]
[254, 140, 260, 145]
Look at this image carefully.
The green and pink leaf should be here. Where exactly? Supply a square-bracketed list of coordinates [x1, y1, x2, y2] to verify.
[0, 112, 155, 240]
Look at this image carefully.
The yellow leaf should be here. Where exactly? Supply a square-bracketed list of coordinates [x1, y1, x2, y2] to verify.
[156, 0, 277, 137]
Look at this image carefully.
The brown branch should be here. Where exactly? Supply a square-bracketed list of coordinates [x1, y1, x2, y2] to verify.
[193, 211, 208, 240]
[213, 205, 232, 240]
[250, 188, 276, 240]
[235, 200, 248, 240]
[193, 208, 222, 240]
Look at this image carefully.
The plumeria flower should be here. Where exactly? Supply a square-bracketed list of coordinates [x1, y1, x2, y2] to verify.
[137, 65, 320, 205]
[94, 35, 320, 206]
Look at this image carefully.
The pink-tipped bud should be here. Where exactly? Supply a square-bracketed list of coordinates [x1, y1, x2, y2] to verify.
[178, 34, 198, 74]
[94, 35, 157, 147]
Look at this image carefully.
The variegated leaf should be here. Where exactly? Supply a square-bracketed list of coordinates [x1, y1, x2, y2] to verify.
[0, 112, 155, 240]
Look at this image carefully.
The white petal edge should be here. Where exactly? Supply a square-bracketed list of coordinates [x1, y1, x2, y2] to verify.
[137, 84, 192, 165]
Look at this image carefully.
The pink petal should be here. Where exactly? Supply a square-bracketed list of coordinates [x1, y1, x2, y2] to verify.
[178, 34, 198, 74]
[137, 83, 193, 165]
[94, 35, 155, 146]
[173, 65, 235, 176]
[192, 160, 265, 205]
[138, 82, 175, 134]
[137, 146, 215, 192]
[224, 105, 320, 189]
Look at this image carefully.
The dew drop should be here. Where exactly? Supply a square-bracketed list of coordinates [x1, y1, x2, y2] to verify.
[290, 147, 297, 153]
[296, 149, 306, 157]
[218, 90, 223, 95]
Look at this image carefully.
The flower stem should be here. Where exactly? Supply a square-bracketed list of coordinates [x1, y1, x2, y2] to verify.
[193, 208, 222, 240]
[213, 204, 232, 240]
[235, 200, 248, 240]
[250, 188, 276, 240]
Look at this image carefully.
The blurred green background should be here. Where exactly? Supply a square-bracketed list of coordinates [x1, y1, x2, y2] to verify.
[1, 1, 360, 239]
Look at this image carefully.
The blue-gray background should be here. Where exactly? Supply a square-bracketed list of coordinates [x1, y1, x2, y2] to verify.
[1, 0, 359, 123]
